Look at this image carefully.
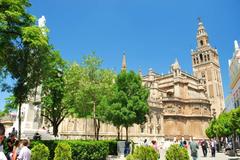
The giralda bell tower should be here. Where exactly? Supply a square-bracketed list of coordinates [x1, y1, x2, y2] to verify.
[191, 18, 225, 116]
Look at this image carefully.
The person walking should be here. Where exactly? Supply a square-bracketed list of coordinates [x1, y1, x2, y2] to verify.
[0, 123, 8, 160]
[190, 139, 199, 160]
[17, 139, 31, 160]
[124, 140, 131, 157]
[211, 139, 216, 157]
[143, 139, 148, 146]
[12, 140, 21, 160]
[151, 140, 160, 160]
[201, 139, 208, 157]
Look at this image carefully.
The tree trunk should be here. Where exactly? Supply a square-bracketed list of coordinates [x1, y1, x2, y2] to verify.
[117, 126, 120, 140]
[233, 131, 236, 156]
[126, 126, 128, 141]
[96, 119, 100, 140]
[218, 137, 222, 152]
[93, 102, 97, 140]
[85, 118, 88, 140]
[53, 123, 59, 137]
[18, 103, 22, 140]
[120, 126, 123, 140]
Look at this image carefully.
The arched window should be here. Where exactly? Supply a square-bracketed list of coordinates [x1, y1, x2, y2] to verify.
[200, 54, 203, 62]
[204, 55, 207, 61]
[150, 128, 153, 134]
[207, 54, 210, 61]
[200, 40, 204, 46]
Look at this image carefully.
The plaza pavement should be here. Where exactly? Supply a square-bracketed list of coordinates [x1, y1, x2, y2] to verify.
[108, 148, 239, 160]
[159, 148, 239, 160]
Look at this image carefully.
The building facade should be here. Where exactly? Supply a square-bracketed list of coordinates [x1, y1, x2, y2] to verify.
[229, 40, 240, 109]
[58, 59, 211, 141]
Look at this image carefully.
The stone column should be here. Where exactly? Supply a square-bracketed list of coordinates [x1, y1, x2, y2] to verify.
[160, 114, 164, 136]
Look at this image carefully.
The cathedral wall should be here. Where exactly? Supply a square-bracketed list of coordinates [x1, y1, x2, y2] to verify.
[164, 116, 209, 140]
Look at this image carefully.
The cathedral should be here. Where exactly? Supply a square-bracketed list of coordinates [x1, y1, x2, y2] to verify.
[18, 19, 225, 141]
[57, 19, 225, 141]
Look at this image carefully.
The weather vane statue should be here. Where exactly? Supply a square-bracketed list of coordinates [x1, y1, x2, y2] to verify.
[38, 16, 47, 35]
[38, 16, 46, 28]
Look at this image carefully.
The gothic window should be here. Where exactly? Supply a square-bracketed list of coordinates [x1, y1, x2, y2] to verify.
[193, 58, 196, 64]
[207, 54, 210, 61]
[200, 54, 203, 62]
[196, 57, 199, 64]
[157, 115, 160, 124]
[150, 128, 153, 134]
[157, 127, 160, 134]
[204, 55, 207, 61]
[149, 116, 152, 123]
[200, 40, 204, 46]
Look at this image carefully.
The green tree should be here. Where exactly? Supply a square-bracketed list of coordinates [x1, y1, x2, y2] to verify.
[64, 53, 115, 140]
[0, 0, 53, 139]
[229, 107, 240, 156]
[108, 70, 149, 140]
[214, 112, 231, 138]
[0, 95, 18, 118]
[41, 51, 69, 137]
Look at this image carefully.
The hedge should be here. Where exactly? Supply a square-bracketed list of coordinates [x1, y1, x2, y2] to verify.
[31, 143, 50, 160]
[126, 146, 159, 160]
[54, 142, 72, 160]
[165, 144, 190, 160]
[30, 140, 117, 160]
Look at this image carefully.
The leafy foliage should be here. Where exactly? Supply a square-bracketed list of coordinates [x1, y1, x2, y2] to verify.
[0, 0, 55, 139]
[64, 53, 115, 140]
[4, 95, 18, 112]
[54, 142, 72, 160]
[205, 119, 217, 138]
[107, 70, 149, 140]
[126, 146, 159, 160]
[229, 107, 240, 134]
[30, 140, 58, 160]
[31, 143, 49, 160]
[165, 144, 189, 160]
[205, 107, 240, 156]
[68, 141, 108, 160]
[30, 140, 117, 160]
[41, 51, 68, 137]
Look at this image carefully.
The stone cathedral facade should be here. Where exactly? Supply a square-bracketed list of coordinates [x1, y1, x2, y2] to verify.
[56, 20, 225, 141]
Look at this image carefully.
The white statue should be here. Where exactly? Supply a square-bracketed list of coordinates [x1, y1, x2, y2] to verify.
[38, 16, 46, 28]
[234, 40, 239, 51]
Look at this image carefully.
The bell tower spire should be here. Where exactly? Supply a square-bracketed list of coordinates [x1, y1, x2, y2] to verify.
[191, 18, 225, 116]
[121, 52, 127, 71]
[197, 17, 209, 48]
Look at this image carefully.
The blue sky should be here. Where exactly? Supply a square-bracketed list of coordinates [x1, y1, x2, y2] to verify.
[0, 0, 239, 109]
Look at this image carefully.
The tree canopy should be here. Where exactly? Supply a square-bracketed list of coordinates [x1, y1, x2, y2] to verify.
[64, 53, 115, 140]
[41, 50, 68, 137]
[0, 0, 58, 139]
[107, 70, 149, 140]
[205, 107, 240, 156]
